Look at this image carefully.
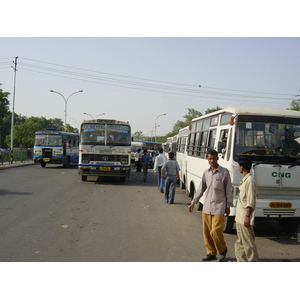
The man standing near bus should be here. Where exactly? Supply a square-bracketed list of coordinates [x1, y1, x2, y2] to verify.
[153, 148, 167, 193]
[235, 157, 259, 262]
[188, 149, 233, 262]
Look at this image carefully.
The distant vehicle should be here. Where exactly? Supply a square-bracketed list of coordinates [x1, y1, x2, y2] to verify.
[34, 129, 79, 168]
[78, 119, 131, 182]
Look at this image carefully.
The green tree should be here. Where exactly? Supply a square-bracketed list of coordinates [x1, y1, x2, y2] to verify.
[4, 116, 71, 149]
[205, 105, 222, 114]
[0, 84, 10, 148]
[288, 99, 300, 111]
[132, 130, 144, 141]
[167, 108, 202, 137]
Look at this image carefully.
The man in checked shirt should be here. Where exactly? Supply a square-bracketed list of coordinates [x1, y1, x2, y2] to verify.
[188, 149, 233, 262]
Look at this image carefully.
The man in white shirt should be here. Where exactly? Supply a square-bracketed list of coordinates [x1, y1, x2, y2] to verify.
[153, 148, 167, 193]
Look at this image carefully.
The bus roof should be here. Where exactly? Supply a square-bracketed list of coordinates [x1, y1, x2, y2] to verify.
[34, 130, 78, 136]
[82, 119, 130, 125]
[192, 106, 300, 122]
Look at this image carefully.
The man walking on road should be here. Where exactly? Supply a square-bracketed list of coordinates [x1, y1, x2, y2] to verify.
[161, 152, 180, 204]
[235, 157, 259, 262]
[188, 149, 233, 262]
[153, 148, 167, 193]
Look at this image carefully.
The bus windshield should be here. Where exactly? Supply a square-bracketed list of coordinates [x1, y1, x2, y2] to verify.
[81, 123, 131, 146]
[35, 134, 62, 146]
[234, 115, 300, 164]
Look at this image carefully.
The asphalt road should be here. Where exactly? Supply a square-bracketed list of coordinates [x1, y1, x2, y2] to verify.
[0, 163, 299, 262]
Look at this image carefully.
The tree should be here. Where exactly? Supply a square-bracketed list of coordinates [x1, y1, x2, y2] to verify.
[132, 130, 144, 141]
[167, 108, 202, 137]
[205, 105, 222, 114]
[4, 116, 71, 149]
[288, 99, 300, 111]
[0, 84, 10, 148]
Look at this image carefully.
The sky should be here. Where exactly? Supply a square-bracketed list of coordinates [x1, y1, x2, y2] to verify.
[1, 1, 299, 139]
[1, 37, 299, 138]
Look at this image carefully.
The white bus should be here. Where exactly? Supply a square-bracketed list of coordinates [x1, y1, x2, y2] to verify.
[176, 126, 190, 188]
[34, 129, 79, 168]
[78, 119, 131, 182]
[181, 107, 300, 234]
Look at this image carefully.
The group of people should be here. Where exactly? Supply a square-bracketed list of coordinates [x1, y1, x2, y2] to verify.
[188, 149, 259, 262]
[134, 148, 180, 203]
[135, 147, 259, 262]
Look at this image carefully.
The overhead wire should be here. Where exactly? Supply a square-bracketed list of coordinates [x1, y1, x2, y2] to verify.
[1, 56, 297, 105]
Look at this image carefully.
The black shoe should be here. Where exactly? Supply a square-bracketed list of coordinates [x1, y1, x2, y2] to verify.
[160, 190, 164, 193]
[218, 248, 227, 262]
[202, 255, 217, 261]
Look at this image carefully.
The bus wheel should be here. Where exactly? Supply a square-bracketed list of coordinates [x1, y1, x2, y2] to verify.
[81, 175, 87, 181]
[279, 218, 300, 235]
[180, 178, 185, 189]
[224, 216, 235, 233]
[41, 162, 46, 168]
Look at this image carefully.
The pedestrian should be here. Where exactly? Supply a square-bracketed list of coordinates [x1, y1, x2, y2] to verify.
[141, 149, 150, 182]
[188, 149, 233, 262]
[161, 152, 180, 204]
[235, 157, 259, 262]
[153, 148, 167, 193]
[134, 149, 142, 172]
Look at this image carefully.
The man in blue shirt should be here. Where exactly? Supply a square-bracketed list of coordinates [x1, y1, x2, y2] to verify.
[141, 150, 150, 182]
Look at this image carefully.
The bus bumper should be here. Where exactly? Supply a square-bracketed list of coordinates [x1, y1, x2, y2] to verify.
[78, 165, 131, 177]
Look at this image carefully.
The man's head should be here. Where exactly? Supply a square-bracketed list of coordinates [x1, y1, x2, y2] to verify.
[206, 149, 219, 169]
[238, 157, 252, 173]
[168, 152, 175, 159]
[158, 148, 163, 154]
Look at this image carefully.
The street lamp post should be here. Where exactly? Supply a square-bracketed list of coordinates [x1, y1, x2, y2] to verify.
[154, 113, 166, 142]
[50, 89, 83, 130]
[84, 112, 105, 119]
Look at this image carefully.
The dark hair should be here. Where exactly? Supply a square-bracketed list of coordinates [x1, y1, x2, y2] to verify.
[238, 157, 252, 171]
[168, 152, 175, 159]
[159, 148, 163, 153]
[206, 149, 218, 158]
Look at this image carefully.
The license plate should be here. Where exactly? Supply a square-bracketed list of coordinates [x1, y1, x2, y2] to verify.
[100, 167, 111, 171]
[43, 158, 50, 162]
[269, 202, 292, 208]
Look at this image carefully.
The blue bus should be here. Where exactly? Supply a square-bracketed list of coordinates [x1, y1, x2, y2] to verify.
[34, 129, 79, 168]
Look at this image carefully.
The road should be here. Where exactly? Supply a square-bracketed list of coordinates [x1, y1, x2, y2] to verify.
[0, 163, 299, 262]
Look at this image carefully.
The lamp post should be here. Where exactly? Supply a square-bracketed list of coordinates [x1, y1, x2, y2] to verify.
[154, 113, 166, 142]
[50, 89, 83, 130]
[84, 112, 105, 119]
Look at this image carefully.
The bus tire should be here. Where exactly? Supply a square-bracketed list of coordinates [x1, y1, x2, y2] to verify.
[224, 216, 235, 233]
[180, 179, 185, 189]
[81, 175, 87, 181]
[279, 218, 300, 235]
[41, 162, 46, 168]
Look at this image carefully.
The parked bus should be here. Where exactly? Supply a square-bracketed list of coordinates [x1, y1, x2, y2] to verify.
[176, 126, 190, 188]
[181, 107, 300, 234]
[78, 119, 131, 182]
[143, 141, 162, 150]
[34, 129, 79, 167]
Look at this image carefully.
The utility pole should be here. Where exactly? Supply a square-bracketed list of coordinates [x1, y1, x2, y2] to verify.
[10, 56, 18, 152]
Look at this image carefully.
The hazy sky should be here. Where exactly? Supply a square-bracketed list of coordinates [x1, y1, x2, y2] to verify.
[1, 2, 299, 138]
[1, 37, 299, 136]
